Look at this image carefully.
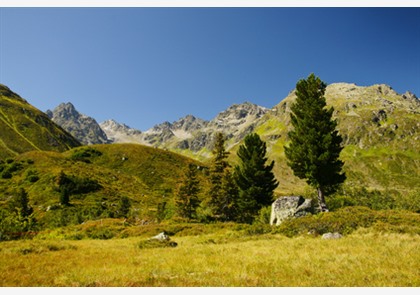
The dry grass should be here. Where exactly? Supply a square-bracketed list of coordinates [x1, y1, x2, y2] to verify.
[0, 230, 419, 287]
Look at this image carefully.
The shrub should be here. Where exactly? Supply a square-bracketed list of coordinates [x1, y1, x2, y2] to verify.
[70, 147, 102, 163]
[137, 238, 178, 249]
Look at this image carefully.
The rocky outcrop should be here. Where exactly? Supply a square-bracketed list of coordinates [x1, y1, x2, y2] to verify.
[100, 119, 142, 143]
[47, 103, 109, 145]
[270, 196, 313, 226]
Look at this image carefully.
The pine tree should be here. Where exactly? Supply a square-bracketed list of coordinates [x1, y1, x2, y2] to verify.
[234, 133, 278, 223]
[10, 188, 33, 219]
[207, 132, 239, 221]
[117, 196, 131, 218]
[175, 163, 201, 220]
[284, 73, 346, 212]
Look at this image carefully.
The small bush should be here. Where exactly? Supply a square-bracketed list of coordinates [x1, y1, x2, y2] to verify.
[137, 238, 178, 249]
[70, 147, 102, 163]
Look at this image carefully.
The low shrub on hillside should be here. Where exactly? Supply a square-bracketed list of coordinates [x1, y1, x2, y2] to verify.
[273, 206, 420, 237]
[70, 147, 102, 163]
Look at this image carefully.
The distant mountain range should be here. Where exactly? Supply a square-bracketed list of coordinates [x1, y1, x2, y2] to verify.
[1, 81, 419, 198]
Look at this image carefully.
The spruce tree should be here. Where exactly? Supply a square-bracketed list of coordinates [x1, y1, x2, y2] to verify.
[10, 188, 33, 219]
[284, 73, 346, 212]
[175, 163, 201, 220]
[234, 133, 278, 223]
[117, 196, 131, 218]
[207, 132, 239, 221]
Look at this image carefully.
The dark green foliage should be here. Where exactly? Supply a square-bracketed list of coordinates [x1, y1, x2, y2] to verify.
[0, 159, 23, 179]
[234, 133, 278, 223]
[207, 132, 239, 222]
[25, 169, 39, 183]
[9, 188, 34, 218]
[284, 74, 346, 212]
[0, 189, 37, 241]
[116, 196, 131, 218]
[56, 170, 102, 205]
[175, 163, 201, 220]
[70, 147, 103, 163]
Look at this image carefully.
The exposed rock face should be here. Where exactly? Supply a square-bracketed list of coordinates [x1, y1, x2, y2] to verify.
[270, 196, 313, 226]
[47, 103, 109, 145]
[100, 119, 142, 143]
[141, 102, 269, 152]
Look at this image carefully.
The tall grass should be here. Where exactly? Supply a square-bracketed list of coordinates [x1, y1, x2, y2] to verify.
[1, 229, 418, 287]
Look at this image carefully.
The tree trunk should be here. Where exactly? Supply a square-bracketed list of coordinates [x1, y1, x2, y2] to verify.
[317, 187, 329, 212]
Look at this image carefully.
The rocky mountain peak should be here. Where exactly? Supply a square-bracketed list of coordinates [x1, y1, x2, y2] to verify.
[48, 102, 109, 145]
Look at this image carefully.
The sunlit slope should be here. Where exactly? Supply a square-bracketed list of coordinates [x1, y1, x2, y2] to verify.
[0, 84, 81, 159]
[0, 143, 206, 222]
[250, 83, 420, 195]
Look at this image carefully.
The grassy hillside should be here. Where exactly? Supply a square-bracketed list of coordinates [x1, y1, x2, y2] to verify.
[245, 83, 420, 201]
[0, 143, 207, 228]
[0, 84, 81, 160]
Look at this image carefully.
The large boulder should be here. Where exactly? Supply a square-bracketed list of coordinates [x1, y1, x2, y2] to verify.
[270, 196, 313, 226]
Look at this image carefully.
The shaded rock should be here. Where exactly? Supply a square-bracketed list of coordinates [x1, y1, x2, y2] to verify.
[270, 196, 313, 226]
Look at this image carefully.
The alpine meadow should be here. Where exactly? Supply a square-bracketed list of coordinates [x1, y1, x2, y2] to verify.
[0, 7, 419, 288]
[1, 72, 419, 287]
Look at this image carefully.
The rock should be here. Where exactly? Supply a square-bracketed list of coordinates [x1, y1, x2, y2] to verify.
[322, 232, 343, 240]
[270, 196, 313, 226]
[150, 232, 170, 242]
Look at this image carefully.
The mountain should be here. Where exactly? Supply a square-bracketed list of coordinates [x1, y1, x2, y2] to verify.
[47, 102, 109, 145]
[100, 119, 143, 144]
[140, 102, 269, 159]
[0, 84, 81, 159]
[97, 102, 268, 160]
[251, 83, 420, 195]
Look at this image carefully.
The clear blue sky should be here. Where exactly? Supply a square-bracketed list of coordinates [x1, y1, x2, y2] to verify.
[1, 7, 419, 131]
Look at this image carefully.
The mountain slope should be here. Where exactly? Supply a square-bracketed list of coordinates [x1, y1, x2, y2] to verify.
[0, 84, 81, 160]
[47, 102, 109, 145]
[0, 143, 207, 225]
[100, 119, 143, 144]
[252, 83, 420, 196]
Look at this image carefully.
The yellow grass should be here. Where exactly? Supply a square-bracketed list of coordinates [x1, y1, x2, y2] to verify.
[0, 230, 419, 287]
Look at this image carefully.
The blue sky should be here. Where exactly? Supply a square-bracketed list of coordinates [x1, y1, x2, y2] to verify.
[0, 7, 419, 131]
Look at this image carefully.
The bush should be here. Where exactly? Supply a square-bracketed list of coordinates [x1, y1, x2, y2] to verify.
[70, 147, 102, 163]
[275, 206, 376, 237]
[137, 238, 178, 249]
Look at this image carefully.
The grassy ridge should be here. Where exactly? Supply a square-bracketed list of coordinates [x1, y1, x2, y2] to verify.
[0, 143, 207, 227]
[0, 84, 80, 159]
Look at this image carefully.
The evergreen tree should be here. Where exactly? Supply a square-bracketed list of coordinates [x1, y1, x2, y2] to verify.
[207, 132, 239, 221]
[284, 73, 346, 212]
[234, 133, 278, 223]
[117, 196, 131, 218]
[9, 188, 33, 219]
[175, 163, 201, 220]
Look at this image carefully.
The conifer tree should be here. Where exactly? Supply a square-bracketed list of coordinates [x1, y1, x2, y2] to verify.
[10, 188, 33, 219]
[284, 73, 346, 212]
[116, 196, 131, 218]
[175, 163, 201, 220]
[207, 132, 239, 221]
[234, 133, 278, 223]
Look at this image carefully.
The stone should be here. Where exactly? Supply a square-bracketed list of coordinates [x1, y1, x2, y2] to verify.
[322, 232, 343, 240]
[150, 232, 170, 242]
[270, 196, 313, 226]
